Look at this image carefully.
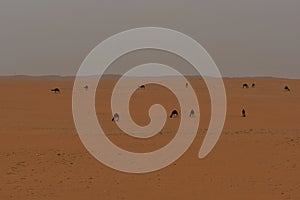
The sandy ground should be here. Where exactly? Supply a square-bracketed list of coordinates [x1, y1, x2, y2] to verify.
[0, 76, 299, 200]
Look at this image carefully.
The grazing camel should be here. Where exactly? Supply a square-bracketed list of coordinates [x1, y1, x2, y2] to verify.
[112, 113, 119, 122]
[243, 84, 249, 89]
[51, 88, 60, 94]
[242, 109, 246, 117]
[252, 83, 256, 88]
[189, 109, 195, 118]
[139, 85, 145, 89]
[284, 86, 290, 92]
[170, 110, 179, 118]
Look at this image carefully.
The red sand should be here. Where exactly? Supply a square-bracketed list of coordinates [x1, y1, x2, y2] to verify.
[0, 77, 299, 200]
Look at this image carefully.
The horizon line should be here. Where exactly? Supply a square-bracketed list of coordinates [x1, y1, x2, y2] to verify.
[0, 74, 299, 80]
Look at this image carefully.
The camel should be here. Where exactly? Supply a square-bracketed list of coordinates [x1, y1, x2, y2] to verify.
[170, 110, 179, 118]
[185, 82, 188, 88]
[284, 86, 290, 92]
[51, 88, 60, 94]
[139, 85, 145, 89]
[252, 83, 256, 88]
[243, 84, 249, 89]
[189, 109, 195, 118]
[112, 113, 119, 122]
[84, 85, 89, 90]
[242, 109, 246, 117]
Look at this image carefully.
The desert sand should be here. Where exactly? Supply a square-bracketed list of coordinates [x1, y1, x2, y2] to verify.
[0, 76, 299, 200]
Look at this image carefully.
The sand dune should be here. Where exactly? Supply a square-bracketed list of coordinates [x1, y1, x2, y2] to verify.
[0, 77, 299, 200]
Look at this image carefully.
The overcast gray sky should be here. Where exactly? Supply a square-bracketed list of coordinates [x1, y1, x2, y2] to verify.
[0, 0, 299, 78]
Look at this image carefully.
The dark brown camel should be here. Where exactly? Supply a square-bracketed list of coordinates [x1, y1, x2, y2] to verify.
[112, 113, 119, 122]
[139, 85, 145, 89]
[284, 86, 290, 92]
[51, 88, 60, 94]
[170, 110, 179, 118]
[189, 109, 195, 118]
[242, 109, 246, 117]
[243, 84, 249, 89]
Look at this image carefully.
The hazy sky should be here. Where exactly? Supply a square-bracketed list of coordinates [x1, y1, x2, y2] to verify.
[0, 0, 299, 78]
